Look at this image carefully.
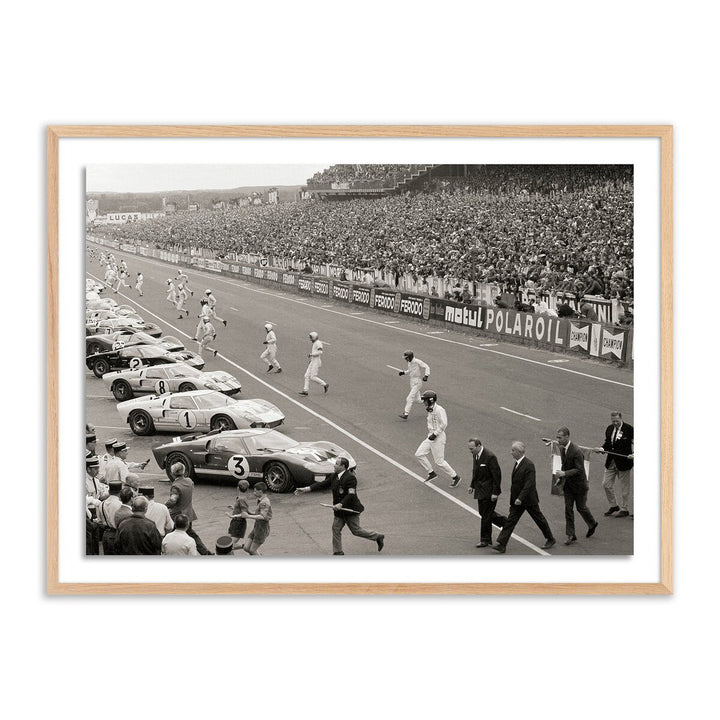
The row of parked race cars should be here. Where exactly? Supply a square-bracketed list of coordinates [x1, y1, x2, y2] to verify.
[86, 278, 354, 492]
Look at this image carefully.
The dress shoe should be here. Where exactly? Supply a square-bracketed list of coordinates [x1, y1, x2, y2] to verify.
[542, 538, 556, 549]
[615, 510, 629, 518]
[604, 506, 620, 516]
[376, 535, 385, 552]
[491, 544, 506, 553]
[298, 391, 309, 396]
[586, 522, 599, 538]
[476, 541, 490, 548]
[564, 536, 577, 546]
[333, 551, 345, 555]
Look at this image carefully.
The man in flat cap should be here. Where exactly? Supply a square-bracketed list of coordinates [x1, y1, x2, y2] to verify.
[139, 487, 174, 537]
[116, 496, 162, 555]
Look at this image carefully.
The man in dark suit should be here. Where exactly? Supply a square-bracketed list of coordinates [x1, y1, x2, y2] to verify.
[467, 438, 507, 548]
[595, 411, 634, 517]
[554, 427, 598, 545]
[295, 457, 384, 555]
[492, 441, 556, 553]
[166, 462, 212, 555]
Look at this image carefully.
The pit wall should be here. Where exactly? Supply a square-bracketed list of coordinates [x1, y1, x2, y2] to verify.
[88, 237, 633, 367]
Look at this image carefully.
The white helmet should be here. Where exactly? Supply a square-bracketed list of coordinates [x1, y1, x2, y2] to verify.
[205, 289, 212, 295]
[264, 323, 273, 332]
[309, 331, 319, 341]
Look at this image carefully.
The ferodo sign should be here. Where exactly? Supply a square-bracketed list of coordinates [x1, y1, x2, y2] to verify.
[298, 277, 313, 293]
[399, 294, 430, 320]
[483, 308, 565, 345]
[374, 290, 399, 312]
[282, 272, 296, 286]
[313, 279, 329, 295]
[351, 285, 371, 305]
[331, 282, 350, 301]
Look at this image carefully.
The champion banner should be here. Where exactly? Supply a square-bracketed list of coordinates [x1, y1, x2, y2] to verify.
[548, 441, 593, 497]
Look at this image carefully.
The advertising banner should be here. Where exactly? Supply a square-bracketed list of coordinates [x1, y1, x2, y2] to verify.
[313, 278, 330, 296]
[442, 301, 484, 329]
[373, 289, 400, 313]
[600, 328, 625, 359]
[482, 308, 566, 346]
[350, 284, 371, 306]
[297, 276, 313, 293]
[330, 281, 351, 303]
[568, 321, 593, 352]
[398, 293, 431, 320]
[281, 271, 297, 287]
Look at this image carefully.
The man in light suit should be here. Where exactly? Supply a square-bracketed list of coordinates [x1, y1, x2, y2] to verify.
[554, 427, 598, 545]
[492, 441, 556, 554]
[595, 411, 634, 517]
[467, 438, 507, 548]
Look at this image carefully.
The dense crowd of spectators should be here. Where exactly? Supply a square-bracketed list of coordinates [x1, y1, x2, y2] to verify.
[92, 165, 634, 305]
[307, 164, 424, 187]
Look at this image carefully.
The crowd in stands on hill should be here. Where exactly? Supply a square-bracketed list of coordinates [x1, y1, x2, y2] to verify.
[92, 165, 634, 308]
[307, 164, 424, 187]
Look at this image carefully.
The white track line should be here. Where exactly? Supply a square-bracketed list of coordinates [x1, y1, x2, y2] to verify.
[427, 331, 445, 335]
[104, 251, 633, 389]
[500, 407, 542, 422]
[384, 320, 399, 324]
[88, 271, 548, 556]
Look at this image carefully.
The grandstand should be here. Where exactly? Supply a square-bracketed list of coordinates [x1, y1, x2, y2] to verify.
[89, 164, 634, 318]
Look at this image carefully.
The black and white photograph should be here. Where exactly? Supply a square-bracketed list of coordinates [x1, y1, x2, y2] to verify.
[83, 161, 637, 560]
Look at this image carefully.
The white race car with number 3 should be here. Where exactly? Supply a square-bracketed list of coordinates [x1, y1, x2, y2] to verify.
[117, 389, 284, 436]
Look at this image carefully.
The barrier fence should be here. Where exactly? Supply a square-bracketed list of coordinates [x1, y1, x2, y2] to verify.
[89, 236, 634, 366]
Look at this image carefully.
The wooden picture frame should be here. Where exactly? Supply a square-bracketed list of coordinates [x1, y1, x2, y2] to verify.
[48, 125, 672, 595]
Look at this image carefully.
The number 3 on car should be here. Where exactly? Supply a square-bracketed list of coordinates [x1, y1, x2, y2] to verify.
[178, 410, 197, 429]
[227, 455, 249, 478]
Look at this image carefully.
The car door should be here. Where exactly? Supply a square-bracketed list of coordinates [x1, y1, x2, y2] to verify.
[138, 366, 169, 394]
[160, 394, 200, 431]
[202, 435, 252, 479]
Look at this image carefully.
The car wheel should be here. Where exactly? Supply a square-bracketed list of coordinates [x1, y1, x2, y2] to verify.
[263, 462, 293, 493]
[178, 382, 196, 393]
[128, 409, 155, 436]
[87, 341, 103, 355]
[112, 380, 134, 401]
[165, 452, 195, 481]
[92, 358, 111, 378]
[210, 415, 236, 432]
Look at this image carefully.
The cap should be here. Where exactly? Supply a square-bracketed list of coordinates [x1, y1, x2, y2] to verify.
[86, 431, 96, 443]
[138, 486, 155, 498]
[104, 438, 117, 449]
[108, 480, 123, 493]
[86, 456, 100, 469]
[113, 441, 127, 452]
[215, 535, 234, 555]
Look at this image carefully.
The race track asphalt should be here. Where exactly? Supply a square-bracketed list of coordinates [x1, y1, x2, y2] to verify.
[86, 245, 634, 557]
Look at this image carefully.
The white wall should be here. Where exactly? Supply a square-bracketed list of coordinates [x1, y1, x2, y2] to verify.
[5, 2, 711, 718]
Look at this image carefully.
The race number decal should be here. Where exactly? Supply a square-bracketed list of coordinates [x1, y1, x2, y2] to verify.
[178, 410, 197, 429]
[129, 357, 142, 370]
[154, 379, 169, 395]
[112, 341, 125, 350]
[227, 455, 250, 478]
[105, 327, 113, 334]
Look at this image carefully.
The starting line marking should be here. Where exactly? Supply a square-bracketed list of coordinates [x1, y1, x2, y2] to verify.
[500, 407, 542, 422]
[88, 270, 548, 556]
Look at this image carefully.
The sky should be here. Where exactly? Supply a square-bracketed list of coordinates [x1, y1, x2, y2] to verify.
[86, 164, 328, 193]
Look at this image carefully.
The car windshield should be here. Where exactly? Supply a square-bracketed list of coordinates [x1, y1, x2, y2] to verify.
[244, 432, 298, 453]
[193, 392, 233, 409]
[138, 346, 169, 358]
[130, 332, 156, 344]
[166, 365, 202, 378]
